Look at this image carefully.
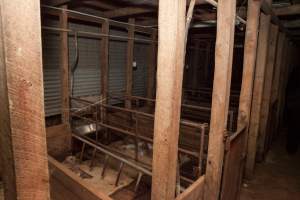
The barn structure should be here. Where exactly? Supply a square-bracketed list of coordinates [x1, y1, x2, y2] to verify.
[0, 0, 300, 200]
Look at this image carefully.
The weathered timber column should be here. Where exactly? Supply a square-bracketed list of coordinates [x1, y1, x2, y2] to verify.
[245, 12, 272, 179]
[151, 0, 186, 199]
[204, 0, 236, 199]
[60, 5, 70, 124]
[238, 0, 261, 129]
[101, 21, 109, 107]
[125, 18, 134, 109]
[147, 30, 157, 100]
[257, 24, 279, 160]
[0, 0, 50, 199]
[270, 33, 285, 105]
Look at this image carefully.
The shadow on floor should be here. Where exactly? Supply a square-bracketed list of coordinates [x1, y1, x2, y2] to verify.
[240, 131, 300, 200]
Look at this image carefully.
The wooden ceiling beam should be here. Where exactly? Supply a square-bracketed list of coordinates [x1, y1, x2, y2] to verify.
[103, 7, 155, 18]
[43, 0, 71, 6]
[274, 4, 300, 16]
[283, 19, 300, 28]
[82, 0, 118, 10]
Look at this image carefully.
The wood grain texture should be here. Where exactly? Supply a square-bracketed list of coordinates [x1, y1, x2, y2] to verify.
[204, 0, 236, 199]
[246, 12, 272, 179]
[0, 0, 50, 199]
[175, 176, 205, 200]
[60, 6, 70, 124]
[151, 0, 186, 199]
[257, 24, 279, 160]
[125, 18, 135, 109]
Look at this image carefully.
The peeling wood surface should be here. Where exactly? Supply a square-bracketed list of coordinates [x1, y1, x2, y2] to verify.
[175, 176, 205, 200]
[0, 0, 50, 199]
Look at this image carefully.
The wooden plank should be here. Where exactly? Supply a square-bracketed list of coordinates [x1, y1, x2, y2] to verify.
[257, 24, 279, 160]
[274, 4, 300, 16]
[103, 7, 155, 18]
[151, 0, 186, 199]
[175, 176, 205, 200]
[146, 30, 157, 99]
[48, 157, 112, 200]
[60, 5, 70, 124]
[125, 18, 135, 109]
[203, 0, 236, 199]
[270, 33, 286, 104]
[0, 0, 50, 198]
[46, 124, 71, 158]
[245, 12, 272, 179]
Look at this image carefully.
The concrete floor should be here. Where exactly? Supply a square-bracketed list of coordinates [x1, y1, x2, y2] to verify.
[240, 133, 300, 200]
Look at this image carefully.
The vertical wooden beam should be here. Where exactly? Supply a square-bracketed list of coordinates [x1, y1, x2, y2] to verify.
[257, 24, 279, 160]
[101, 20, 109, 103]
[151, 0, 186, 199]
[147, 30, 157, 99]
[0, 0, 50, 199]
[204, 0, 236, 199]
[245, 12, 272, 179]
[60, 5, 70, 124]
[238, 0, 261, 129]
[270, 33, 285, 105]
[125, 18, 134, 109]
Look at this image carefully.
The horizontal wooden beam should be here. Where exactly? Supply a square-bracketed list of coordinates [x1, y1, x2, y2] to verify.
[283, 19, 300, 28]
[274, 4, 300, 16]
[103, 7, 155, 18]
[82, 1, 118, 10]
[43, 0, 71, 6]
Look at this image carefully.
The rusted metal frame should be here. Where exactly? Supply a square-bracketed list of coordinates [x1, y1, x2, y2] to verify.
[71, 96, 207, 129]
[72, 133, 195, 185]
[71, 112, 200, 158]
[42, 26, 155, 44]
[41, 5, 155, 35]
[204, 0, 237, 199]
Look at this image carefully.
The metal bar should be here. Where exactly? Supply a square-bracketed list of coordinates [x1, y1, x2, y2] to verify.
[101, 155, 110, 178]
[72, 112, 199, 158]
[115, 162, 125, 186]
[42, 26, 155, 43]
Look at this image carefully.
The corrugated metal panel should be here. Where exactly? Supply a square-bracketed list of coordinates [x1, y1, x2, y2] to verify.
[42, 22, 151, 116]
[108, 29, 127, 104]
[68, 22, 101, 98]
[133, 42, 149, 97]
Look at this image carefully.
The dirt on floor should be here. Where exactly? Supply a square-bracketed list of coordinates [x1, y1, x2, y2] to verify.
[240, 132, 300, 200]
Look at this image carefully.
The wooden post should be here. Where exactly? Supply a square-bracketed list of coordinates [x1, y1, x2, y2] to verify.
[257, 24, 279, 160]
[125, 18, 134, 109]
[204, 0, 236, 199]
[147, 30, 157, 100]
[245, 12, 272, 179]
[151, 0, 186, 199]
[270, 33, 286, 105]
[101, 21, 109, 104]
[0, 0, 50, 199]
[238, 0, 261, 129]
[60, 5, 70, 124]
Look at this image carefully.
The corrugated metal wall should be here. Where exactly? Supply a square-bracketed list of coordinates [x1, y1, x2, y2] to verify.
[42, 21, 150, 116]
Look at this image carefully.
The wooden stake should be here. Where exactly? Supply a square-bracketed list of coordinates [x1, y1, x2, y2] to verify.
[204, 0, 236, 199]
[125, 18, 134, 109]
[0, 0, 50, 199]
[245, 12, 272, 179]
[151, 0, 186, 199]
[257, 24, 279, 160]
[60, 5, 70, 124]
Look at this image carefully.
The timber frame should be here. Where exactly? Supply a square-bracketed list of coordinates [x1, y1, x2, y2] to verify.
[0, 0, 299, 200]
